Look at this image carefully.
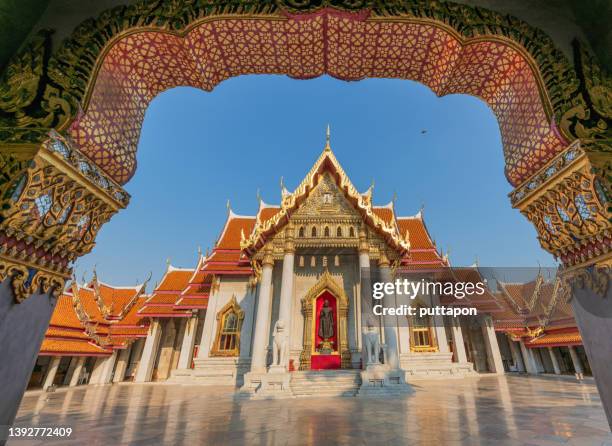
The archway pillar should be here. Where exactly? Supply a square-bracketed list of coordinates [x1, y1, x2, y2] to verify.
[0, 132, 129, 428]
[513, 140, 611, 426]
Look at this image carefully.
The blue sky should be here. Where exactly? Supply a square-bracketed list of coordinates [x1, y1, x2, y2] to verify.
[77, 75, 555, 286]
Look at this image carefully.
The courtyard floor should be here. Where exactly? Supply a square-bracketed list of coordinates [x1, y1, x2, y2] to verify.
[11, 375, 612, 446]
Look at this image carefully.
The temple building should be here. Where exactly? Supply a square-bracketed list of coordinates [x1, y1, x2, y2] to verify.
[29, 137, 590, 395]
[493, 277, 590, 376]
[29, 275, 149, 389]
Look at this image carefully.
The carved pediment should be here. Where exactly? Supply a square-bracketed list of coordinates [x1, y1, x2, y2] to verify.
[292, 172, 361, 220]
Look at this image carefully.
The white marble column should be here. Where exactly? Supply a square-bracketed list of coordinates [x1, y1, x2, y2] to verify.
[568, 346, 584, 374]
[532, 348, 545, 373]
[450, 318, 468, 363]
[98, 350, 118, 384]
[249, 248, 275, 372]
[276, 225, 295, 369]
[519, 341, 538, 374]
[481, 316, 504, 373]
[431, 294, 449, 353]
[177, 315, 198, 369]
[378, 253, 400, 370]
[134, 319, 162, 382]
[113, 345, 133, 383]
[68, 357, 86, 387]
[358, 237, 372, 362]
[508, 338, 525, 372]
[62, 356, 79, 386]
[42, 356, 61, 390]
[548, 347, 561, 375]
[125, 338, 145, 379]
[88, 356, 106, 384]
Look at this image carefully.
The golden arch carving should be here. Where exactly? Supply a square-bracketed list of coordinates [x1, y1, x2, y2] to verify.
[299, 269, 351, 370]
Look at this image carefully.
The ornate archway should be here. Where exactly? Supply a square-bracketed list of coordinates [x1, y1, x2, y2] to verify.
[0, 1, 608, 292]
[0, 0, 609, 429]
[299, 269, 350, 370]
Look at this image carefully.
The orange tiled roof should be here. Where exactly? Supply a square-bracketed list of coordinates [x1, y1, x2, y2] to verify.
[156, 268, 194, 291]
[145, 293, 182, 304]
[48, 295, 86, 330]
[501, 281, 536, 310]
[175, 296, 208, 309]
[396, 215, 436, 250]
[527, 330, 581, 347]
[46, 327, 89, 340]
[40, 278, 149, 357]
[372, 206, 394, 225]
[73, 286, 107, 324]
[40, 339, 111, 356]
[217, 215, 256, 249]
[258, 206, 281, 223]
[116, 296, 148, 326]
[138, 305, 192, 316]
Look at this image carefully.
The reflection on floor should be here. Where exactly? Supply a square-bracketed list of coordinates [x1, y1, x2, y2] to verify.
[12, 375, 612, 446]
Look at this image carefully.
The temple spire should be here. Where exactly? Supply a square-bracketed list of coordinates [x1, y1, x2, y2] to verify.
[324, 124, 331, 151]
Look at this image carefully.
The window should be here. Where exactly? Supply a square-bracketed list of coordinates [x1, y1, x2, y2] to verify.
[311, 226, 317, 237]
[218, 312, 239, 351]
[211, 296, 244, 357]
[324, 226, 330, 237]
[299, 256, 305, 267]
[299, 226, 305, 237]
[409, 304, 437, 352]
[337, 226, 343, 237]
[349, 227, 355, 237]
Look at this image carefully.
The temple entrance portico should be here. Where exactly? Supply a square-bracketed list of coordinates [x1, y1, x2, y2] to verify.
[0, 0, 609, 431]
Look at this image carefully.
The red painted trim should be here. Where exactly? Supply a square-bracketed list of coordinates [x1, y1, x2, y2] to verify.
[45, 335, 89, 341]
[138, 313, 191, 318]
[201, 270, 252, 275]
[48, 325, 84, 333]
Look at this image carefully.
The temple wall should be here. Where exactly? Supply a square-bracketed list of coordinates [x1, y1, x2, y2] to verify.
[0, 280, 57, 429]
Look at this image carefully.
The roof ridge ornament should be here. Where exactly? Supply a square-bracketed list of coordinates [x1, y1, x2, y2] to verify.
[324, 124, 331, 152]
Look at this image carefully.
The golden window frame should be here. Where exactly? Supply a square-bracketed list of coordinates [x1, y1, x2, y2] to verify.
[409, 302, 438, 353]
[210, 295, 245, 357]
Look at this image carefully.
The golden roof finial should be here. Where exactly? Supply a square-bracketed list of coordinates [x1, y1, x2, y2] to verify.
[324, 124, 331, 151]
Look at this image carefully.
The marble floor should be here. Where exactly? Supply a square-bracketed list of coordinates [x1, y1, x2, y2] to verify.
[10, 375, 612, 446]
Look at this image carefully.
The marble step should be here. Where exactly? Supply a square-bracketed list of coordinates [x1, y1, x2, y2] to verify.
[290, 370, 362, 397]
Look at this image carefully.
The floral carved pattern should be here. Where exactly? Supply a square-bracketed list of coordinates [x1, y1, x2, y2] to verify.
[69, 12, 567, 186]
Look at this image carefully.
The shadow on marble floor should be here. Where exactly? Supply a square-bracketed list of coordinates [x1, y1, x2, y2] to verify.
[9, 375, 612, 446]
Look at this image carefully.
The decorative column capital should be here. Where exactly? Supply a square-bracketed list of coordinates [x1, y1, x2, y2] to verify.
[511, 141, 610, 269]
[564, 263, 610, 298]
[1, 132, 128, 303]
[358, 224, 369, 254]
[284, 223, 295, 254]
[378, 250, 390, 268]
[262, 246, 274, 267]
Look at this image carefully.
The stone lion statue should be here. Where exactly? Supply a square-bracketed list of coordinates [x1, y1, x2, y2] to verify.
[272, 320, 288, 367]
[363, 318, 380, 365]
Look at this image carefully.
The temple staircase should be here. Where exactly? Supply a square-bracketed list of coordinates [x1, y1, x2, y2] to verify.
[289, 370, 362, 397]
